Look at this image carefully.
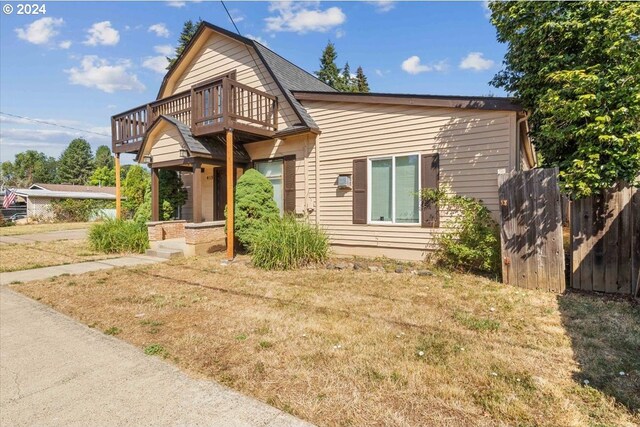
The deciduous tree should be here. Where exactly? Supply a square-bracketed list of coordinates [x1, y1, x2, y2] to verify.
[94, 145, 114, 169]
[490, 1, 640, 197]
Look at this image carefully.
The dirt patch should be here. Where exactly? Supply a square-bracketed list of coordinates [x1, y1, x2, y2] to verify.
[0, 222, 93, 236]
[11, 254, 639, 426]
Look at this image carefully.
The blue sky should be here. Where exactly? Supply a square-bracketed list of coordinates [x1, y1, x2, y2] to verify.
[0, 0, 503, 163]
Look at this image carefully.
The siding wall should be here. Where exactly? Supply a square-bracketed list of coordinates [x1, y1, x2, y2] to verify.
[27, 197, 53, 219]
[303, 100, 518, 260]
[170, 31, 298, 130]
[244, 134, 317, 220]
[149, 126, 183, 163]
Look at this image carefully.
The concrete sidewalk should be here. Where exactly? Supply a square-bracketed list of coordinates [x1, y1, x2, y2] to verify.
[0, 286, 312, 427]
[0, 229, 88, 245]
[0, 255, 167, 285]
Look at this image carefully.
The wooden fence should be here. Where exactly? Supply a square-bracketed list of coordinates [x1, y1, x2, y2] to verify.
[570, 184, 639, 295]
[497, 168, 566, 292]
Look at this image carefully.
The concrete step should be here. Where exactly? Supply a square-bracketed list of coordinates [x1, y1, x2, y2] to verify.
[145, 248, 184, 259]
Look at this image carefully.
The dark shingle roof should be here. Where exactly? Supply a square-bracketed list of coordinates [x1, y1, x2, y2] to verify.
[252, 43, 335, 129]
[147, 115, 250, 163]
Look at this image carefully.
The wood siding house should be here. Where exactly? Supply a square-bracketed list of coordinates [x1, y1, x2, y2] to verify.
[111, 22, 535, 260]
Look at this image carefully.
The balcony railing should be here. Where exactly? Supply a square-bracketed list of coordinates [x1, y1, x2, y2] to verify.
[112, 77, 278, 153]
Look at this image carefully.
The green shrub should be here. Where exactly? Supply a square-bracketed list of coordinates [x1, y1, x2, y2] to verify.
[421, 189, 501, 277]
[232, 169, 280, 248]
[251, 215, 329, 270]
[50, 199, 107, 222]
[88, 219, 149, 254]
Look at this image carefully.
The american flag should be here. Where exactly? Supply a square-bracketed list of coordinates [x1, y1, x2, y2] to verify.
[2, 189, 16, 209]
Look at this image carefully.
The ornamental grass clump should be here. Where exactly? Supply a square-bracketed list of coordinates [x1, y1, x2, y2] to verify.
[89, 219, 149, 254]
[251, 215, 329, 270]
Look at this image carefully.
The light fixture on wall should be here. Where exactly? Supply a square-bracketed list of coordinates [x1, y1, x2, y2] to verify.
[337, 173, 352, 189]
[142, 155, 153, 164]
[179, 149, 189, 158]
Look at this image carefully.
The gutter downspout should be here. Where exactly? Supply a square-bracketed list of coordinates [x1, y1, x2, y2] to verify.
[314, 134, 320, 226]
[516, 113, 529, 171]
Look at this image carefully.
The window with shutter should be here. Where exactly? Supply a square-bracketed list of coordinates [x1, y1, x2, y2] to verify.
[352, 158, 367, 224]
[421, 153, 439, 228]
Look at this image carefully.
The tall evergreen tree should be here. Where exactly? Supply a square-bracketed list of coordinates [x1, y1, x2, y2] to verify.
[167, 19, 203, 69]
[338, 62, 355, 92]
[94, 145, 114, 169]
[355, 66, 370, 93]
[57, 138, 94, 185]
[316, 41, 341, 89]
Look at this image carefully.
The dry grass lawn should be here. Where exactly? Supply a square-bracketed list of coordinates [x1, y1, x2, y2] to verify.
[0, 222, 93, 236]
[0, 239, 119, 272]
[11, 254, 639, 427]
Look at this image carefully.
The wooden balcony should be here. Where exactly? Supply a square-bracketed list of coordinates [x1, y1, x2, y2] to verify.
[112, 77, 278, 153]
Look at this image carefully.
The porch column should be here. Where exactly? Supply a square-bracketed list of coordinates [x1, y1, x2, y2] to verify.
[151, 167, 159, 221]
[115, 153, 121, 219]
[192, 162, 202, 223]
[226, 129, 235, 260]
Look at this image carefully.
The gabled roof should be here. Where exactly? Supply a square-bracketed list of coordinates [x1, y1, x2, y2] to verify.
[157, 21, 335, 131]
[138, 115, 250, 164]
[30, 183, 117, 195]
[15, 188, 117, 200]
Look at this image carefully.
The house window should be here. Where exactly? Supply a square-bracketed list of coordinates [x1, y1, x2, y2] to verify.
[369, 155, 419, 224]
[255, 159, 284, 214]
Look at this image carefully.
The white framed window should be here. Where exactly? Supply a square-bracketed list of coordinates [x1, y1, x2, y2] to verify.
[368, 154, 420, 224]
[255, 159, 284, 214]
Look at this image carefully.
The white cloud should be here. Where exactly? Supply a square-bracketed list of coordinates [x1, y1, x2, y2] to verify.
[482, 0, 492, 19]
[266, 2, 346, 33]
[59, 40, 72, 49]
[154, 44, 174, 56]
[401, 56, 448, 74]
[335, 29, 345, 39]
[148, 23, 170, 38]
[459, 52, 495, 71]
[167, 1, 186, 7]
[368, 1, 395, 13]
[66, 55, 145, 93]
[228, 9, 245, 23]
[143, 56, 170, 74]
[245, 34, 269, 48]
[374, 69, 390, 77]
[84, 21, 120, 46]
[15, 17, 64, 45]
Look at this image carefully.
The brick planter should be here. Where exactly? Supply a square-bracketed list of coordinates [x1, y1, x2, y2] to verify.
[147, 220, 186, 242]
[183, 221, 225, 256]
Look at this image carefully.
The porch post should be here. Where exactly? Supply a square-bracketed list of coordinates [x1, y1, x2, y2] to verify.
[226, 129, 235, 260]
[151, 167, 159, 221]
[115, 153, 121, 219]
[192, 161, 202, 223]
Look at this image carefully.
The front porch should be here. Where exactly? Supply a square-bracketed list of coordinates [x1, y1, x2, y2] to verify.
[146, 220, 226, 258]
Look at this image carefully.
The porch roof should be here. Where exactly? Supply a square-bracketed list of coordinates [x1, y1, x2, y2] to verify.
[138, 115, 251, 165]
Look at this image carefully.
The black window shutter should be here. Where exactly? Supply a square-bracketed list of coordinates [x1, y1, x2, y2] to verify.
[421, 153, 439, 228]
[353, 158, 367, 224]
[283, 155, 296, 213]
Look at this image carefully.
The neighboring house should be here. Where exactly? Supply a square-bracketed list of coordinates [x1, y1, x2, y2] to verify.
[111, 22, 535, 260]
[13, 183, 118, 220]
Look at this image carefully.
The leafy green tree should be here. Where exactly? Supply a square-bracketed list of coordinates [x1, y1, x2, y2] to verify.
[0, 151, 57, 187]
[167, 19, 203, 69]
[490, 1, 640, 197]
[316, 41, 342, 89]
[88, 166, 116, 187]
[94, 145, 114, 169]
[231, 169, 280, 248]
[355, 66, 370, 93]
[122, 165, 149, 217]
[159, 170, 187, 217]
[57, 138, 94, 185]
